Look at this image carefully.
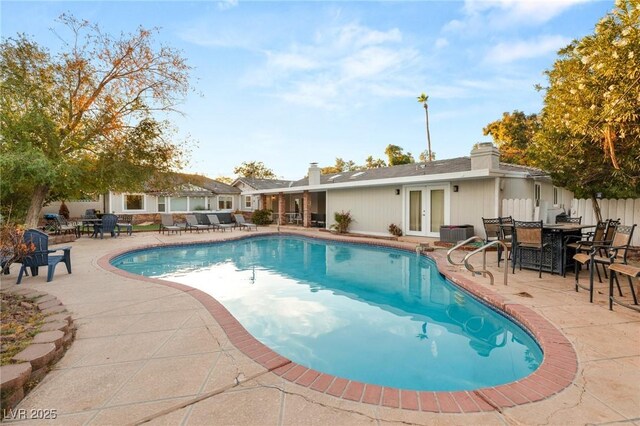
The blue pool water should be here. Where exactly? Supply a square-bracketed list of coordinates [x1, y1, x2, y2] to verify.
[112, 236, 542, 391]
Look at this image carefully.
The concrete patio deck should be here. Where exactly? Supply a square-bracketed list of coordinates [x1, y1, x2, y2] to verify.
[1, 227, 638, 425]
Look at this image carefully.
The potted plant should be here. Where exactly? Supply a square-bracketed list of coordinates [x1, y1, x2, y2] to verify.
[331, 211, 353, 234]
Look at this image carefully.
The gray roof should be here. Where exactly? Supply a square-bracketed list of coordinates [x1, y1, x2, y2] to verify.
[236, 178, 296, 190]
[148, 173, 240, 195]
[295, 157, 547, 186]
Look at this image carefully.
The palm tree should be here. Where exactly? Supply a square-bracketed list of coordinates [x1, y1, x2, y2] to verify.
[417, 92, 432, 162]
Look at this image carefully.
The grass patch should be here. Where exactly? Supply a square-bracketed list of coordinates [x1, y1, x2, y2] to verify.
[1, 294, 45, 365]
[132, 224, 160, 232]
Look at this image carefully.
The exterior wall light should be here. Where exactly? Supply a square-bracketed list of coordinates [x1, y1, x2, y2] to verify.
[453, 185, 459, 192]
[395, 189, 400, 195]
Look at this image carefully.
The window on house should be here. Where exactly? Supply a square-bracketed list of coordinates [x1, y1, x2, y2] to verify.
[244, 196, 252, 209]
[534, 183, 541, 207]
[170, 197, 188, 212]
[158, 196, 166, 212]
[190, 196, 206, 211]
[553, 187, 559, 206]
[124, 194, 144, 211]
[218, 195, 233, 210]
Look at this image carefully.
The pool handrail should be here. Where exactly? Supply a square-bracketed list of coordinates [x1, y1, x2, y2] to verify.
[463, 240, 510, 286]
[446, 236, 485, 267]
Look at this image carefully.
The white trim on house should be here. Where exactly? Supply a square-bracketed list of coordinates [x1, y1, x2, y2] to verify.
[122, 193, 146, 212]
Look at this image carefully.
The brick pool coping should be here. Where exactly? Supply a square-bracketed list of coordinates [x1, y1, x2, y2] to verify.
[97, 231, 578, 413]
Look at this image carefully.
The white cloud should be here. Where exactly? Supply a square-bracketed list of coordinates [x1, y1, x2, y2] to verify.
[485, 35, 571, 63]
[435, 38, 449, 49]
[445, 0, 593, 33]
[242, 23, 422, 109]
[217, 0, 238, 11]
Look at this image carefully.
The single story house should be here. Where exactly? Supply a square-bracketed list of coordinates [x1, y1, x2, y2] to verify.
[237, 143, 574, 237]
[42, 174, 241, 219]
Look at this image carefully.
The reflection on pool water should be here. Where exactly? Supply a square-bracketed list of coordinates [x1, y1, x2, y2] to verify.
[112, 236, 542, 391]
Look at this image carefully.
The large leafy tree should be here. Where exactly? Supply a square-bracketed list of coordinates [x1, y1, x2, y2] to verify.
[364, 155, 386, 169]
[233, 161, 276, 179]
[531, 0, 640, 199]
[1, 15, 192, 226]
[384, 144, 414, 166]
[483, 111, 539, 166]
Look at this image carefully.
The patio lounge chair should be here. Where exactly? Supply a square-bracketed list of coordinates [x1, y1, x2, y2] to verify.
[16, 229, 72, 284]
[208, 214, 234, 232]
[234, 214, 257, 231]
[159, 214, 181, 235]
[185, 214, 210, 233]
[574, 224, 636, 303]
[93, 214, 119, 239]
[54, 214, 79, 237]
[513, 220, 548, 278]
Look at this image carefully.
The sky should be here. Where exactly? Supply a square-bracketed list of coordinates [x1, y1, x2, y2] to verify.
[2, 0, 615, 180]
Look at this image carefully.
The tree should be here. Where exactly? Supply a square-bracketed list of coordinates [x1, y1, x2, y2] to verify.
[483, 111, 539, 166]
[418, 150, 436, 162]
[417, 93, 433, 162]
[321, 158, 359, 174]
[0, 15, 192, 226]
[531, 0, 640, 200]
[384, 145, 414, 166]
[233, 161, 276, 179]
[364, 155, 386, 169]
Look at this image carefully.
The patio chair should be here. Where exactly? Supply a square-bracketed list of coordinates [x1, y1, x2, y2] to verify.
[159, 214, 181, 235]
[93, 214, 119, 239]
[16, 229, 72, 284]
[54, 214, 79, 237]
[311, 213, 326, 228]
[562, 219, 614, 278]
[234, 214, 257, 231]
[208, 214, 234, 232]
[185, 214, 210, 233]
[117, 214, 133, 236]
[608, 263, 640, 311]
[482, 217, 510, 267]
[513, 221, 548, 278]
[574, 224, 636, 303]
[556, 216, 582, 224]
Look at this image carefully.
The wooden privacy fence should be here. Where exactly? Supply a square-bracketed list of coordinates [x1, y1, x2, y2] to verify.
[502, 198, 640, 246]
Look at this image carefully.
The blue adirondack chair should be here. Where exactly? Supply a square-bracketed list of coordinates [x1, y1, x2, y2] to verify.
[93, 214, 119, 239]
[17, 229, 72, 284]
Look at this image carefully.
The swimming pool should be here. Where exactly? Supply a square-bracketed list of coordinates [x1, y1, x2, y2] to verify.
[112, 235, 542, 391]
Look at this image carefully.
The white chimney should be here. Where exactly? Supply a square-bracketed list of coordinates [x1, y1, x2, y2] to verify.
[470, 142, 500, 170]
[308, 162, 321, 186]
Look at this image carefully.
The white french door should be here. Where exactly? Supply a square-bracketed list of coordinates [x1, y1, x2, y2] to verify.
[405, 185, 449, 237]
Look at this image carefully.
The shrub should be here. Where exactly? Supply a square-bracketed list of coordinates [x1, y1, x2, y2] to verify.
[251, 209, 273, 225]
[388, 223, 403, 237]
[331, 211, 353, 234]
[58, 202, 70, 220]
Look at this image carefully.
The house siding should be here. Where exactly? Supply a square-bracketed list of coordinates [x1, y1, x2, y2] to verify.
[450, 178, 497, 234]
[326, 186, 402, 236]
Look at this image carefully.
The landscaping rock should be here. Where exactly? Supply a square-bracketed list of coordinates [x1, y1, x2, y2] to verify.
[0, 363, 32, 392]
[32, 330, 65, 349]
[40, 321, 69, 333]
[38, 299, 62, 310]
[44, 312, 72, 324]
[12, 343, 56, 371]
[41, 305, 67, 315]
